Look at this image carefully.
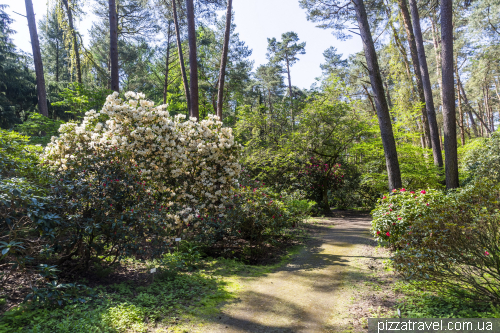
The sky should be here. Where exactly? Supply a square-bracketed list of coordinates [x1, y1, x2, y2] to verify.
[4, 0, 362, 89]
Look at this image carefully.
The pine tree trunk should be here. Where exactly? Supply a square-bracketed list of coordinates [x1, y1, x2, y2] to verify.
[286, 59, 294, 128]
[441, 0, 459, 189]
[216, 0, 232, 121]
[409, 0, 443, 167]
[163, 22, 172, 104]
[458, 80, 479, 136]
[431, 15, 443, 103]
[353, 0, 402, 190]
[185, 0, 199, 120]
[25, 0, 48, 117]
[171, 0, 191, 114]
[109, 0, 119, 92]
[61, 0, 81, 84]
[398, 0, 431, 148]
[56, 39, 59, 83]
[456, 69, 465, 146]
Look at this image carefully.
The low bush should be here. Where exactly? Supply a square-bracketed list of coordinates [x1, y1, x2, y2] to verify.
[373, 180, 500, 303]
[371, 188, 444, 248]
[462, 130, 500, 185]
[0, 129, 44, 179]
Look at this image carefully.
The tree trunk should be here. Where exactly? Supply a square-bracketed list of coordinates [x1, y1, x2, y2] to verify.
[457, 78, 479, 137]
[56, 39, 59, 83]
[61, 0, 81, 84]
[456, 69, 465, 146]
[185, 0, 199, 120]
[409, 0, 443, 167]
[398, 0, 431, 148]
[383, 2, 413, 85]
[163, 22, 172, 104]
[25, 0, 48, 117]
[171, 0, 191, 114]
[286, 59, 294, 128]
[441, 0, 459, 189]
[109, 0, 119, 92]
[216, 0, 232, 121]
[431, 15, 443, 103]
[353, 0, 402, 190]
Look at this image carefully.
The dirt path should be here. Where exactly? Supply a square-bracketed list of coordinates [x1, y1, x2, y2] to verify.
[199, 211, 384, 333]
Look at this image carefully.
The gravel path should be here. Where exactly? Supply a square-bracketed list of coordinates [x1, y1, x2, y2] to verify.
[201, 211, 375, 333]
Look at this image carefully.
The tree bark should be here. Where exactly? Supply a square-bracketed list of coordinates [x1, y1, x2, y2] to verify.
[397, 0, 431, 148]
[61, 0, 81, 84]
[431, 15, 443, 103]
[56, 39, 59, 83]
[25, 0, 48, 117]
[109, 0, 119, 92]
[440, 0, 459, 189]
[171, 0, 191, 114]
[457, 79, 479, 136]
[286, 59, 294, 128]
[456, 68, 465, 146]
[353, 0, 402, 190]
[185, 0, 199, 120]
[216, 0, 232, 121]
[163, 22, 172, 104]
[409, 0, 443, 167]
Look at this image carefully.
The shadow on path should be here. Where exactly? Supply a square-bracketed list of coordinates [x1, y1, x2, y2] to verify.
[199, 211, 375, 333]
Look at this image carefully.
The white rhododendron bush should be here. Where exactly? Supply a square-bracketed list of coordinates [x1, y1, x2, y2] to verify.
[43, 92, 241, 240]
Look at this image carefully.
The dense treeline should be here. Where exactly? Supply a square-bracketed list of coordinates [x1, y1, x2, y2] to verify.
[2, 0, 499, 198]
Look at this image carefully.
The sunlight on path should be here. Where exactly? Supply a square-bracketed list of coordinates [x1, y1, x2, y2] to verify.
[199, 212, 373, 333]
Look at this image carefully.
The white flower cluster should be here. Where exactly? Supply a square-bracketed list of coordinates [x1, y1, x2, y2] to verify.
[44, 91, 241, 228]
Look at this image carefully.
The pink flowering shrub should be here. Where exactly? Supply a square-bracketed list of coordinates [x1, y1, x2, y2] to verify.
[371, 188, 445, 248]
[298, 157, 345, 212]
[374, 179, 500, 303]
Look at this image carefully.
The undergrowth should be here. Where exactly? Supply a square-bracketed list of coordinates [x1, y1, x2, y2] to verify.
[394, 281, 500, 319]
[0, 245, 303, 333]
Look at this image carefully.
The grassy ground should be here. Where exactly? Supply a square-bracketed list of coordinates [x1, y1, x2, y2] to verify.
[0, 246, 304, 333]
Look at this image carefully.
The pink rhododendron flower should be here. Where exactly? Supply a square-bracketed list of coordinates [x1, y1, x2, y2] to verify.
[386, 232, 391, 237]
[392, 189, 397, 193]
[410, 191, 415, 194]
[421, 190, 426, 194]
[376, 231, 381, 235]
[383, 196, 387, 199]
[426, 203, 430, 206]
[485, 251, 490, 256]
[398, 217, 402, 220]
[400, 188, 406, 192]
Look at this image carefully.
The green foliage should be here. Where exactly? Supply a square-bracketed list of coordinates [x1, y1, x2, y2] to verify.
[462, 131, 500, 185]
[371, 188, 444, 248]
[51, 83, 112, 119]
[0, 268, 230, 332]
[0, 130, 44, 179]
[395, 281, 500, 318]
[0, 5, 37, 129]
[391, 180, 500, 303]
[25, 281, 96, 308]
[14, 113, 64, 145]
[373, 178, 500, 303]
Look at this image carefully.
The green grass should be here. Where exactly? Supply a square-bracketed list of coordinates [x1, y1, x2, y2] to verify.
[394, 281, 500, 318]
[0, 245, 303, 333]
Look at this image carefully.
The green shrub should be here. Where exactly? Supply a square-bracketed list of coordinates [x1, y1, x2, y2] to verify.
[462, 130, 500, 185]
[0, 129, 44, 179]
[371, 188, 445, 248]
[14, 113, 64, 145]
[389, 180, 500, 303]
